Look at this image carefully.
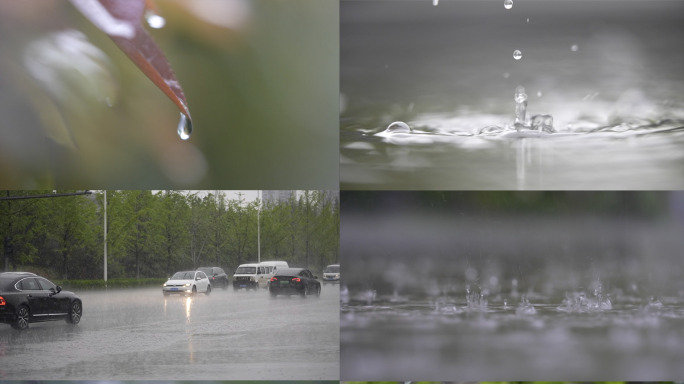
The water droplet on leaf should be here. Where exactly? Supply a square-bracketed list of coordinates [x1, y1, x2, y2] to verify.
[513, 50, 522, 60]
[145, 11, 166, 29]
[177, 113, 192, 140]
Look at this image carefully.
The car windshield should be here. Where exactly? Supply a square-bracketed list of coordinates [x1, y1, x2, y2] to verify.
[171, 271, 194, 280]
[236, 266, 256, 274]
[325, 265, 340, 273]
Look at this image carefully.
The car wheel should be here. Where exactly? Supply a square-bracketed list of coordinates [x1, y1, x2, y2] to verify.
[300, 285, 307, 298]
[205, 285, 211, 296]
[191, 286, 197, 295]
[12, 305, 30, 330]
[270, 290, 277, 298]
[223, 281, 228, 290]
[315, 284, 321, 297]
[66, 300, 82, 324]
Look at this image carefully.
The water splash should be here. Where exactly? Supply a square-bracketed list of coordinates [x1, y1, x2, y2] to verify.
[504, 0, 513, 10]
[145, 10, 166, 29]
[557, 281, 613, 313]
[531, 114, 554, 133]
[513, 49, 522, 60]
[177, 112, 193, 140]
[514, 86, 528, 130]
[516, 295, 536, 315]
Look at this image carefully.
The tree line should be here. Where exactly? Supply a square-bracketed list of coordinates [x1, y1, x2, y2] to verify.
[1, 190, 339, 280]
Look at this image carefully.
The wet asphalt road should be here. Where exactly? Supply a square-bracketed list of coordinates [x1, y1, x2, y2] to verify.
[0, 284, 340, 380]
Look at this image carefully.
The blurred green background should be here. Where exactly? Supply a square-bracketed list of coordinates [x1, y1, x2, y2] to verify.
[0, 0, 338, 189]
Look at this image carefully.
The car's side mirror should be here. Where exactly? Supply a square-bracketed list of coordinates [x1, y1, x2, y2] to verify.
[55, 286, 62, 293]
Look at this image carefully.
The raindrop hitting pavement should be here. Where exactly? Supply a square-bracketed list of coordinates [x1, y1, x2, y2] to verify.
[177, 112, 193, 140]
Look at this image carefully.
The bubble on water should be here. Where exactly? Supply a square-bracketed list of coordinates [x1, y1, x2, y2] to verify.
[385, 121, 411, 133]
[145, 10, 166, 29]
[504, 0, 513, 9]
[513, 50, 522, 60]
[571, 44, 579, 52]
[177, 113, 193, 140]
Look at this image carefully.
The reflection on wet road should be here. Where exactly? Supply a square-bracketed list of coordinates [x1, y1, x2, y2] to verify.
[0, 285, 339, 380]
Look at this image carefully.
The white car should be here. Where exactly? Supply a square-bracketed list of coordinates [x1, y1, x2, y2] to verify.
[322, 264, 340, 284]
[162, 270, 211, 296]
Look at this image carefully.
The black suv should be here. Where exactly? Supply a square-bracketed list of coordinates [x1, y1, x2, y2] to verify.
[197, 267, 229, 289]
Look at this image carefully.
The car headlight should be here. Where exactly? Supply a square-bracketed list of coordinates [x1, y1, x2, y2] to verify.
[163, 283, 167, 287]
[183, 283, 191, 287]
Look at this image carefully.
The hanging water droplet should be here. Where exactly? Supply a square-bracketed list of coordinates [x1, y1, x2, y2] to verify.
[571, 44, 579, 52]
[145, 10, 166, 29]
[177, 113, 192, 140]
[385, 121, 411, 133]
[504, 0, 513, 9]
[513, 50, 522, 60]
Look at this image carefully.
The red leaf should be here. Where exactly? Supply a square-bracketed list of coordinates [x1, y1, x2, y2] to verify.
[69, 0, 191, 124]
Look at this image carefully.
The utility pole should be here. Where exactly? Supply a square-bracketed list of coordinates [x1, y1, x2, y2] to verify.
[104, 190, 107, 286]
[257, 190, 261, 263]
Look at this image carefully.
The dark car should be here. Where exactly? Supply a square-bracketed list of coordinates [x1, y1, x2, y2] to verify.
[269, 268, 321, 298]
[0, 272, 82, 330]
[198, 267, 229, 289]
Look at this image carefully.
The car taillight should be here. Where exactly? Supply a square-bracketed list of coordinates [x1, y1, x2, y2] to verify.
[292, 277, 301, 283]
[270, 277, 278, 282]
[0, 296, 5, 306]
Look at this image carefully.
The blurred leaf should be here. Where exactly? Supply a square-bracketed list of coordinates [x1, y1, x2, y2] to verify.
[69, 0, 191, 122]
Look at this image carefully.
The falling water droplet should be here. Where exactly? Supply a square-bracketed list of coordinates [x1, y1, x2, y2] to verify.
[385, 121, 411, 133]
[537, 91, 542, 97]
[145, 10, 166, 29]
[526, 17, 530, 23]
[503, 72, 510, 79]
[504, 0, 513, 9]
[433, 0, 439, 6]
[513, 50, 522, 60]
[571, 44, 579, 52]
[177, 113, 192, 140]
